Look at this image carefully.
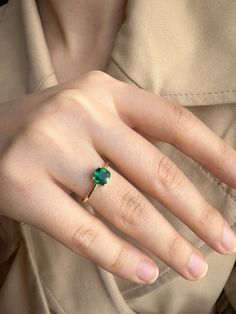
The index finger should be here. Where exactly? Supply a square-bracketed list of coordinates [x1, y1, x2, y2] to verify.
[113, 82, 236, 188]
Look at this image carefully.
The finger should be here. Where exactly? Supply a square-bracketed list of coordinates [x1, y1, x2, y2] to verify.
[112, 82, 236, 188]
[0, 168, 160, 285]
[92, 121, 236, 255]
[51, 151, 206, 280]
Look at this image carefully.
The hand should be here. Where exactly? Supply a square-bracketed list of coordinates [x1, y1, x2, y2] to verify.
[1, 71, 236, 285]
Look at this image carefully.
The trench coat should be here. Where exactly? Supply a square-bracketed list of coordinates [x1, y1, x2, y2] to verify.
[0, 0, 236, 313]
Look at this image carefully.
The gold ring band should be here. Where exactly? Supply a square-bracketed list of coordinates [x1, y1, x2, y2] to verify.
[82, 161, 110, 203]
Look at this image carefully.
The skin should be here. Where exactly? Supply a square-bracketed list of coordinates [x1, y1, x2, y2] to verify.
[37, 0, 128, 82]
[1, 1, 236, 285]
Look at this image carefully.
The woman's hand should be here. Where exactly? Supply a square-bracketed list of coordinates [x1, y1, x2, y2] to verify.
[1, 71, 236, 284]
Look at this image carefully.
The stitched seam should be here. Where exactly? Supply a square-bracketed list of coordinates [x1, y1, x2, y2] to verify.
[123, 222, 236, 297]
[161, 90, 236, 97]
[40, 278, 68, 314]
[22, 227, 52, 314]
[110, 59, 236, 97]
[26, 227, 67, 314]
[110, 58, 142, 88]
[190, 158, 236, 202]
[35, 72, 55, 91]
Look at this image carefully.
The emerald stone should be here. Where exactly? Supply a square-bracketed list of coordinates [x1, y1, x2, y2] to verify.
[93, 167, 111, 185]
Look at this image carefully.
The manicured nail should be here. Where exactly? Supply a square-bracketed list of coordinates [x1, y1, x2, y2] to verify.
[222, 225, 236, 253]
[188, 252, 208, 279]
[136, 260, 159, 283]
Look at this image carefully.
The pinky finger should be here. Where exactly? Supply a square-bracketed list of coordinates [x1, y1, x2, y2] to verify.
[20, 178, 159, 285]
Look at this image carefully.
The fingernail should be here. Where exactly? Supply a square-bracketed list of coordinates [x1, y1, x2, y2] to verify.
[136, 260, 159, 283]
[188, 252, 208, 279]
[222, 225, 236, 253]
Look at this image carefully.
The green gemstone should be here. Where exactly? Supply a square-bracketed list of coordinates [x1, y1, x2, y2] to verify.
[93, 167, 111, 185]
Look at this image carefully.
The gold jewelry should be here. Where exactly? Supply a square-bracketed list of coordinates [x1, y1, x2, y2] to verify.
[82, 161, 111, 203]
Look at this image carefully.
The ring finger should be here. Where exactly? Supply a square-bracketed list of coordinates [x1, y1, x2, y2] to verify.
[50, 147, 208, 281]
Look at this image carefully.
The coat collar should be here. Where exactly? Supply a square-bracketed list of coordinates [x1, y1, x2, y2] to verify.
[1, 0, 236, 106]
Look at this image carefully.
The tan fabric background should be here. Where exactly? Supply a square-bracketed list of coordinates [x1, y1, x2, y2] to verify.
[0, 0, 236, 313]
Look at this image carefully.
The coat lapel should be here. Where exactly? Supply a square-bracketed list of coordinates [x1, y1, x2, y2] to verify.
[2, 0, 236, 106]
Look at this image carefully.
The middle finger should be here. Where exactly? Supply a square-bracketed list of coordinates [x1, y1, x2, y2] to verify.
[93, 121, 236, 255]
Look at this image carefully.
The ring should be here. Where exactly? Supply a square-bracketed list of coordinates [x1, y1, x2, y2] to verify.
[82, 161, 111, 203]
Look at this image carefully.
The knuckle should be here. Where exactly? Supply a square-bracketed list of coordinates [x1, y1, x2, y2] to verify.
[82, 70, 112, 84]
[79, 70, 116, 94]
[0, 156, 18, 185]
[72, 224, 98, 253]
[110, 245, 129, 270]
[156, 156, 184, 193]
[51, 89, 89, 114]
[197, 204, 226, 245]
[0, 154, 34, 197]
[169, 103, 198, 133]
[119, 190, 149, 227]
[198, 204, 225, 232]
[197, 205, 217, 230]
[213, 140, 229, 167]
[168, 234, 185, 260]
[22, 120, 55, 150]
[0, 137, 36, 198]
[0, 140, 20, 177]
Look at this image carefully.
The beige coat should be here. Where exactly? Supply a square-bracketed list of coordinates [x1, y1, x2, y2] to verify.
[0, 0, 236, 313]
